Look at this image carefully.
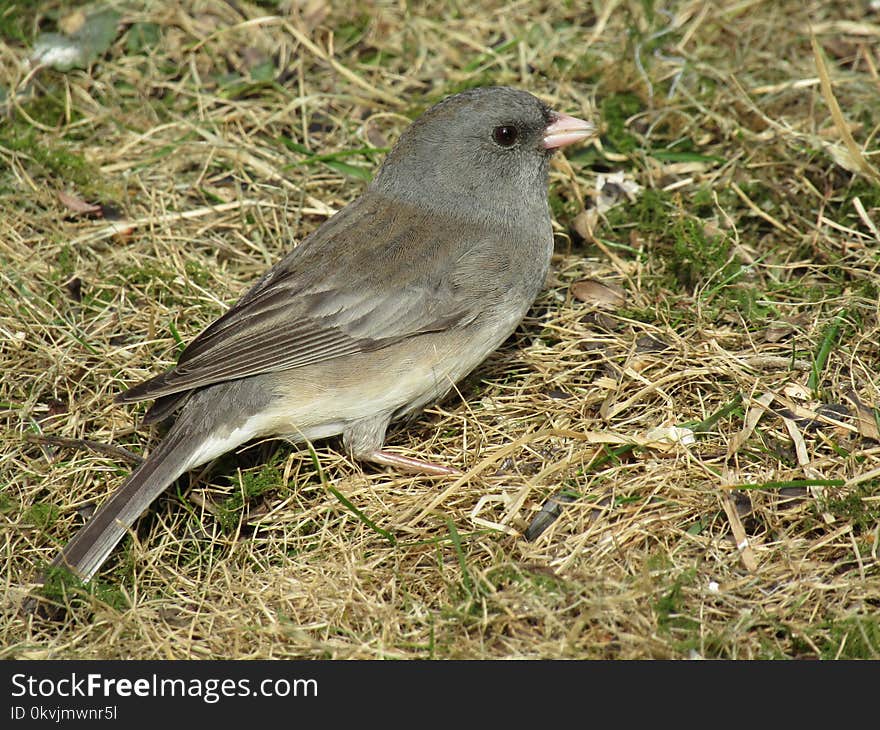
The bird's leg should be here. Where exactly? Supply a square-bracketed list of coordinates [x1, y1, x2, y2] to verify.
[345, 416, 461, 476]
[363, 449, 462, 476]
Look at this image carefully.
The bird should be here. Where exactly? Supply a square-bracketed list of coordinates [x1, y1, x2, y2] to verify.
[46, 86, 595, 583]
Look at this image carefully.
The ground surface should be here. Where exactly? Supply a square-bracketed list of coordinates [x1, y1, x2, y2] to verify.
[2, 0, 879, 659]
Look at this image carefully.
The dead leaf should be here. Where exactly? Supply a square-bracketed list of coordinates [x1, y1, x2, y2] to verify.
[580, 311, 622, 332]
[58, 190, 102, 215]
[572, 208, 598, 243]
[782, 382, 811, 401]
[544, 388, 572, 400]
[763, 312, 811, 343]
[571, 278, 625, 307]
[635, 335, 670, 354]
[843, 390, 880, 441]
[763, 323, 794, 343]
[644, 425, 696, 447]
[719, 491, 758, 571]
[364, 119, 389, 148]
[657, 161, 708, 177]
[65, 277, 83, 302]
[595, 170, 642, 212]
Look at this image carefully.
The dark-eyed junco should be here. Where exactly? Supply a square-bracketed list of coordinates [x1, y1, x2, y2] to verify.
[48, 86, 594, 582]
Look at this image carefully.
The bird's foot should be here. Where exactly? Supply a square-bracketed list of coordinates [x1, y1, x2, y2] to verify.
[365, 449, 461, 476]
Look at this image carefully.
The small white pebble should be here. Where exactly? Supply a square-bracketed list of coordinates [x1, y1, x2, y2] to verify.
[31, 40, 83, 69]
[708, 580, 720, 593]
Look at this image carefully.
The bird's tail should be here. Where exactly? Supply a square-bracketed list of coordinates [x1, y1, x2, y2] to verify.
[43, 376, 275, 585]
[47, 425, 197, 583]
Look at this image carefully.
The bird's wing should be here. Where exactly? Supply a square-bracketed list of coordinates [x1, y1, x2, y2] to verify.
[119, 193, 480, 404]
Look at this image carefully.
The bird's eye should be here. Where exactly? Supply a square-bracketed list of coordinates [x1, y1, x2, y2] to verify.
[492, 125, 519, 147]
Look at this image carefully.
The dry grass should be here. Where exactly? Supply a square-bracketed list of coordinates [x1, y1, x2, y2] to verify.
[2, 0, 879, 659]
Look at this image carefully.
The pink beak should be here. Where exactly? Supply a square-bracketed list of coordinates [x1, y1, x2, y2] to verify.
[543, 111, 595, 150]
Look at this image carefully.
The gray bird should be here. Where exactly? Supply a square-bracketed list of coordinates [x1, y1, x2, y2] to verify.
[48, 86, 594, 582]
